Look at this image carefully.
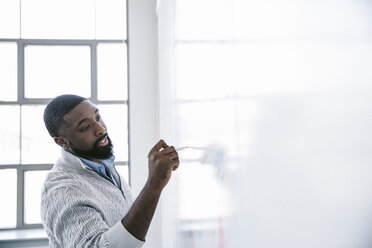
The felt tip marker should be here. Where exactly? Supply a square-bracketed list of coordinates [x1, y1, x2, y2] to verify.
[147, 146, 189, 157]
[176, 146, 189, 152]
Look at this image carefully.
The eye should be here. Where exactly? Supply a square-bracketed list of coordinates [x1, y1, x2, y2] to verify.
[96, 115, 101, 121]
[80, 125, 90, 132]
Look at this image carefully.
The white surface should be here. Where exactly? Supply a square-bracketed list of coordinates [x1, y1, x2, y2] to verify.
[97, 44, 128, 101]
[0, 228, 47, 241]
[128, 0, 162, 247]
[0, 106, 20, 164]
[0, 0, 20, 38]
[21, 0, 95, 39]
[0, 43, 17, 101]
[158, 0, 372, 247]
[95, 0, 127, 39]
[21, 106, 60, 164]
[24, 171, 49, 224]
[0, 169, 17, 228]
[24, 46, 91, 99]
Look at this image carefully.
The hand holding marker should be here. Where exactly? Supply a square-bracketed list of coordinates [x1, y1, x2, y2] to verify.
[148, 145, 225, 166]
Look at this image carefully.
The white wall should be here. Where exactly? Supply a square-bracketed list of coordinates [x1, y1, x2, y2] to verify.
[127, 0, 161, 247]
[157, 0, 178, 247]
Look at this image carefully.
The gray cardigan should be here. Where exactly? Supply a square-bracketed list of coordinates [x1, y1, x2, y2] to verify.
[41, 149, 144, 248]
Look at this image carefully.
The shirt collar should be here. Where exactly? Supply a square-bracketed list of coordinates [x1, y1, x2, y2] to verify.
[78, 155, 115, 172]
[78, 155, 120, 188]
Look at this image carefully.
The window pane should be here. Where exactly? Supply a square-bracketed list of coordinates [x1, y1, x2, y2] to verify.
[25, 46, 91, 98]
[0, 106, 20, 164]
[22, 105, 60, 164]
[24, 170, 49, 224]
[115, 165, 129, 184]
[0, 43, 17, 101]
[97, 43, 127, 100]
[97, 104, 128, 161]
[21, 0, 95, 39]
[0, 0, 20, 38]
[96, 0, 127, 39]
[0, 169, 17, 228]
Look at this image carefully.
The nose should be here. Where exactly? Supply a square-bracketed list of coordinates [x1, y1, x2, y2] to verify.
[94, 121, 106, 137]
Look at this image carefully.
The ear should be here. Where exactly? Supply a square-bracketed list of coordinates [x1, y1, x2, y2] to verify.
[54, 136, 69, 149]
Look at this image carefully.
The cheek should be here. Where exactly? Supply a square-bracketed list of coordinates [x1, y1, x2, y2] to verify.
[68, 135, 95, 150]
[100, 121, 107, 131]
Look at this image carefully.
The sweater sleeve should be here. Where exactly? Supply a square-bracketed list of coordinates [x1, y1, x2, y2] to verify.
[41, 186, 144, 248]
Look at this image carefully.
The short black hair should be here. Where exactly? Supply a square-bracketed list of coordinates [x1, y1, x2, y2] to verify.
[43, 94, 87, 137]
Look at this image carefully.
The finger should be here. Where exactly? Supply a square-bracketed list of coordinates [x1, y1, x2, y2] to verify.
[149, 139, 168, 154]
[160, 146, 176, 155]
[171, 161, 179, 171]
[167, 153, 179, 161]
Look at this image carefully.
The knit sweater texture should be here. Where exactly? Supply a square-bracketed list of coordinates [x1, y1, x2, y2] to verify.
[40, 149, 144, 248]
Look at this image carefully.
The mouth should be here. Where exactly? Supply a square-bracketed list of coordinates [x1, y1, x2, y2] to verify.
[96, 134, 109, 147]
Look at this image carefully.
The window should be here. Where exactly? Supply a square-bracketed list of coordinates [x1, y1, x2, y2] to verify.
[0, 0, 129, 230]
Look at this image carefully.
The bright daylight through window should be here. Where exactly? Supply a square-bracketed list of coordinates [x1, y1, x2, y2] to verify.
[0, 0, 128, 229]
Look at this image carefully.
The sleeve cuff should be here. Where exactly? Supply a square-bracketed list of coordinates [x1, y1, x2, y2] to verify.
[106, 221, 145, 248]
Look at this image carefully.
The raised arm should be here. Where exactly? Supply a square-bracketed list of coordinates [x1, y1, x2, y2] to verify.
[121, 139, 180, 240]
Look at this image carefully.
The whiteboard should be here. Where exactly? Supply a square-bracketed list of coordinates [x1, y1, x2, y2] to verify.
[158, 1, 372, 247]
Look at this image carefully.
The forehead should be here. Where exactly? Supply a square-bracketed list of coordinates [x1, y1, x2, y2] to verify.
[63, 100, 97, 125]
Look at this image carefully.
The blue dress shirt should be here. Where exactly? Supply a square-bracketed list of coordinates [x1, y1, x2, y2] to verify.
[79, 155, 120, 188]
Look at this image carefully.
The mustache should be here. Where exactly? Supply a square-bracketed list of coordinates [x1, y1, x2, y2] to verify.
[94, 133, 108, 146]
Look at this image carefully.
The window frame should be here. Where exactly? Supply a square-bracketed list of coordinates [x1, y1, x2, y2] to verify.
[0, 37, 129, 230]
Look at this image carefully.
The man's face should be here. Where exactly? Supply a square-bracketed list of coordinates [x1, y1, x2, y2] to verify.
[58, 100, 113, 160]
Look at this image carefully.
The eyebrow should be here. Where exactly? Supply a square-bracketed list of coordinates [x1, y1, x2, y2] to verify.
[76, 108, 99, 128]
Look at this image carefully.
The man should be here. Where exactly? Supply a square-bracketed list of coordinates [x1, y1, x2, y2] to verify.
[41, 94, 179, 247]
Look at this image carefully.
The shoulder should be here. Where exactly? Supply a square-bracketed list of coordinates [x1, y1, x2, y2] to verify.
[40, 170, 100, 223]
[41, 167, 97, 204]
[42, 150, 95, 196]
[42, 170, 80, 200]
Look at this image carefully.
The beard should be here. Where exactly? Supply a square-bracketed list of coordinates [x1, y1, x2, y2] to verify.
[70, 134, 114, 160]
